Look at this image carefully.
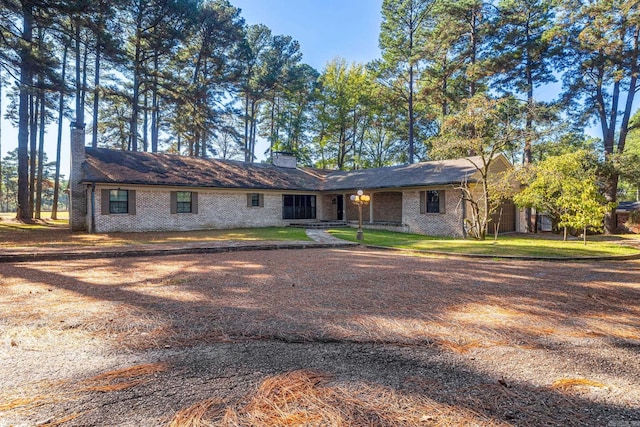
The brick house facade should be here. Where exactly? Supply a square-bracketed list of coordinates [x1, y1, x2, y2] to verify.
[70, 128, 522, 236]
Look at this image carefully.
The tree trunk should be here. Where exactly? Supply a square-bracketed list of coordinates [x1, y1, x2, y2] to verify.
[469, 8, 478, 97]
[29, 92, 38, 217]
[143, 90, 148, 152]
[243, 90, 250, 162]
[130, 13, 142, 152]
[16, 3, 33, 221]
[35, 88, 45, 220]
[408, 60, 415, 164]
[0, 67, 3, 213]
[524, 27, 534, 233]
[151, 56, 159, 152]
[75, 16, 84, 127]
[52, 43, 68, 220]
[603, 173, 619, 233]
[92, 29, 101, 148]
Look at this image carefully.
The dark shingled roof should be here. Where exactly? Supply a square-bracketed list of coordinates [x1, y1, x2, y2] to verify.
[83, 148, 327, 191]
[82, 148, 483, 191]
[617, 201, 640, 212]
[319, 157, 481, 191]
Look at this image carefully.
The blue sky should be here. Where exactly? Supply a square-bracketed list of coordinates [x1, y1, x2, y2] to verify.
[231, 0, 383, 71]
[0, 1, 383, 173]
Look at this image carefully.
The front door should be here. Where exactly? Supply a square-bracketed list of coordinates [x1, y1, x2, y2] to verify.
[336, 195, 344, 221]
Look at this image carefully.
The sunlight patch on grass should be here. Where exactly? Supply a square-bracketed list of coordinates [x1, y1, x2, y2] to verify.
[328, 229, 640, 258]
[0, 226, 310, 249]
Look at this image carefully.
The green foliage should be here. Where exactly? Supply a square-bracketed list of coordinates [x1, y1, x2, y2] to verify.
[378, 0, 438, 163]
[0, 148, 66, 213]
[616, 110, 640, 200]
[514, 150, 612, 241]
[433, 94, 522, 240]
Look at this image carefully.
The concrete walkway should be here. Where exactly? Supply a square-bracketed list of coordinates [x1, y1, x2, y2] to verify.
[0, 229, 357, 263]
[304, 229, 355, 244]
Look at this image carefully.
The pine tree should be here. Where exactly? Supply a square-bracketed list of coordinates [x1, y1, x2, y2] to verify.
[557, 0, 640, 233]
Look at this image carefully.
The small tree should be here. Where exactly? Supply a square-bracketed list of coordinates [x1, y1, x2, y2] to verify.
[514, 150, 612, 243]
[433, 94, 522, 240]
[558, 179, 610, 245]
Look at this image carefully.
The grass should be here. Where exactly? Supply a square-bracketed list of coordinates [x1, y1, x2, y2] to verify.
[0, 211, 69, 229]
[328, 228, 640, 258]
[0, 216, 311, 248]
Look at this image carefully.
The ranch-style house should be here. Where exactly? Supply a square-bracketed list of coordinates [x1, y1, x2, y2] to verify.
[69, 127, 524, 236]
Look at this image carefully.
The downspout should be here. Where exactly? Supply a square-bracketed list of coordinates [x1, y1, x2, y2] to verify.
[90, 183, 96, 233]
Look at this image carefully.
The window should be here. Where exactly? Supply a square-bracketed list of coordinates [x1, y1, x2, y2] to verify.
[426, 190, 440, 213]
[109, 190, 129, 214]
[176, 191, 192, 213]
[101, 189, 135, 215]
[247, 193, 264, 207]
[282, 195, 316, 219]
[171, 191, 198, 214]
[420, 190, 445, 214]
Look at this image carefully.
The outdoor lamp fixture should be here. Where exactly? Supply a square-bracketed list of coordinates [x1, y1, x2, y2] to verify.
[350, 189, 370, 241]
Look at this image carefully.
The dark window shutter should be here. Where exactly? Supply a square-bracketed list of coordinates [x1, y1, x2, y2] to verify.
[192, 192, 198, 214]
[247, 193, 252, 207]
[101, 189, 110, 215]
[419, 191, 426, 214]
[170, 191, 177, 214]
[259, 193, 264, 207]
[128, 190, 136, 215]
[439, 190, 446, 214]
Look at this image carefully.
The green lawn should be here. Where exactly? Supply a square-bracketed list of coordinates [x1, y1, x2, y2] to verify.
[0, 217, 311, 248]
[328, 228, 640, 258]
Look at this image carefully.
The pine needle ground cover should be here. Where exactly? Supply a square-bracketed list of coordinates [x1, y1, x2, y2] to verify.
[1, 248, 639, 425]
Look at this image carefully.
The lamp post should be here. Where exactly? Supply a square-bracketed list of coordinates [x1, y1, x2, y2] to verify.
[350, 189, 370, 241]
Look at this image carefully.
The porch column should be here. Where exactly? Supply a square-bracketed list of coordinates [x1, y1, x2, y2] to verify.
[369, 193, 374, 223]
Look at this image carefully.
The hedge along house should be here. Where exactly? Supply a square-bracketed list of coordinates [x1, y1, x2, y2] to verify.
[69, 127, 522, 236]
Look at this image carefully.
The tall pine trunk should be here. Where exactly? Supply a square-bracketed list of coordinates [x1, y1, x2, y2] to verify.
[130, 13, 143, 152]
[0, 67, 3, 212]
[151, 56, 159, 152]
[143, 89, 148, 152]
[75, 16, 84, 127]
[52, 43, 68, 220]
[35, 87, 45, 220]
[92, 27, 101, 148]
[29, 92, 38, 217]
[16, 3, 33, 221]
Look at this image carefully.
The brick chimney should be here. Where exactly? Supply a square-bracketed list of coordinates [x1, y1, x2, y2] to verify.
[69, 123, 87, 231]
[272, 151, 297, 168]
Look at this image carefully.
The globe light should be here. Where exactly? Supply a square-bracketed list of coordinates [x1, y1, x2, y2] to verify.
[350, 189, 370, 241]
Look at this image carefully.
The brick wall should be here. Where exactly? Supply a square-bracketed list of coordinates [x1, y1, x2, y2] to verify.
[320, 194, 337, 220]
[372, 192, 402, 222]
[345, 199, 370, 222]
[69, 127, 87, 231]
[403, 188, 465, 237]
[92, 187, 294, 233]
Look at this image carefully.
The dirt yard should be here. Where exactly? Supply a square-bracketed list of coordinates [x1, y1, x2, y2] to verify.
[1, 247, 639, 426]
